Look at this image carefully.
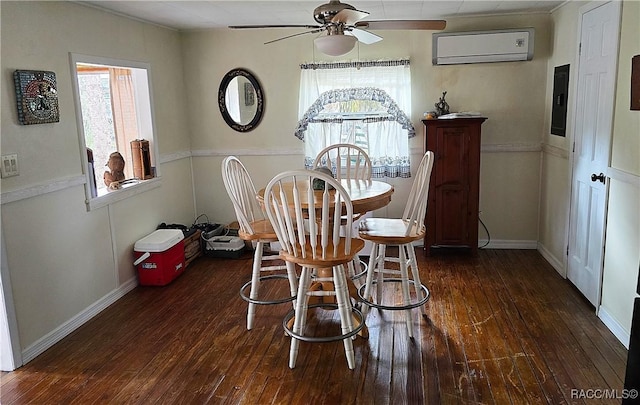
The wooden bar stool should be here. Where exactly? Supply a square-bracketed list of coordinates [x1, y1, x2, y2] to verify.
[313, 143, 372, 181]
[263, 170, 365, 369]
[357, 151, 435, 338]
[221, 156, 298, 330]
[313, 143, 372, 285]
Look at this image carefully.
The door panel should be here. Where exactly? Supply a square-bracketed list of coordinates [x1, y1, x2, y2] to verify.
[435, 127, 468, 244]
[568, 1, 620, 307]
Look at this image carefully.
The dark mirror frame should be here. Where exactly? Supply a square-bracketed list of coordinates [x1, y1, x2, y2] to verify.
[218, 68, 264, 132]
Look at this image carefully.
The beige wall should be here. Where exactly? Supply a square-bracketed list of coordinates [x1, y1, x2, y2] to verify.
[538, 1, 583, 272]
[183, 15, 551, 247]
[600, 0, 640, 338]
[0, 1, 195, 355]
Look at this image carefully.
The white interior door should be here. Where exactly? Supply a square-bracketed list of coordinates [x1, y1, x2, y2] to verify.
[567, 1, 621, 307]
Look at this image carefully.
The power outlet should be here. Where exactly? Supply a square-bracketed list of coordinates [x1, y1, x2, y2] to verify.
[1, 154, 19, 178]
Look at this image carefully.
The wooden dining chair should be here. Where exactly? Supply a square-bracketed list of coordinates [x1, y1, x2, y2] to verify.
[263, 169, 365, 369]
[313, 143, 372, 284]
[357, 151, 435, 338]
[221, 156, 298, 330]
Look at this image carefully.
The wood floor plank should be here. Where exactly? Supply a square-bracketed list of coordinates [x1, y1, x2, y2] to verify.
[427, 265, 461, 403]
[457, 261, 512, 404]
[1, 250, 628, 405]
[478, 250, 553, 404]
[522, 253, 627, 385]
[474, 251, 565, 404]
[496, 250, 622, 404]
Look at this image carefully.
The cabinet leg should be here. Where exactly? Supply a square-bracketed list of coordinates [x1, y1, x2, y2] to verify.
[423, 244, 432, 257]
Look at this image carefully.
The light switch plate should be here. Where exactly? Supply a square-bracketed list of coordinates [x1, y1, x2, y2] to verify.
[1, 154, 19, 178]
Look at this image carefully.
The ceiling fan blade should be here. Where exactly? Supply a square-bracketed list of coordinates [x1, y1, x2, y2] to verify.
[229, 24, 321, 29]
[264, 28, 325, 44]
[349, 28, 383, 45]
[332, 9, 369, 25]
[355, 20, 447, 30]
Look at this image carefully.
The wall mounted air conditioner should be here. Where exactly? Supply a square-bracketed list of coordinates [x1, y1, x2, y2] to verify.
[432, 28, 534, 65]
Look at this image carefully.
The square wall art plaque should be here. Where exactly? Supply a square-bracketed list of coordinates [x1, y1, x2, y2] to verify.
[13, 70, 60, 125]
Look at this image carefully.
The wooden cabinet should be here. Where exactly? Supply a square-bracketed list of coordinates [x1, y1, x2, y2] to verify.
[423, 117, 486, 255]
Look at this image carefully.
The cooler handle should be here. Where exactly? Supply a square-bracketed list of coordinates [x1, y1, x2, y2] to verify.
[133, 251, 151, 266]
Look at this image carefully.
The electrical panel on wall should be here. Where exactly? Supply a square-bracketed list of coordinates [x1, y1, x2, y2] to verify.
[551, 64, 570, 136]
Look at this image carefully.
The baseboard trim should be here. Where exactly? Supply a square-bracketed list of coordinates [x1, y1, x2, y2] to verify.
[21, 277, 138, 364]
[537, 242, 566, 277]
[478, 239, 538, 250]
[598, 305, 630, 349]
[415, 239, 537, 250]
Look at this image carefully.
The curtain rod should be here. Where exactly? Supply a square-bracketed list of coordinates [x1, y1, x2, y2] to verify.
[308, 116, 394, 123]
[300, 59, 410, 70]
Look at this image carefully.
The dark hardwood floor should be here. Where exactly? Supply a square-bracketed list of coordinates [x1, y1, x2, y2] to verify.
[1, 249, 627, 404]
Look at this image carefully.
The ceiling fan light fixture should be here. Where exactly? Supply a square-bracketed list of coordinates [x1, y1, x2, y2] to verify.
[314, 34, 357, 56]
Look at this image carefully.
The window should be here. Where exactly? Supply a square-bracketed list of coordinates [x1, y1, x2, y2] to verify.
[70, 54, 159, 209]
[297, 60, 414, 178]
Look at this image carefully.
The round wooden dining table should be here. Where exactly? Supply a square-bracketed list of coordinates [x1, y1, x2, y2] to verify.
[258, 178, 394, 338]
[258, 179, 394, 215]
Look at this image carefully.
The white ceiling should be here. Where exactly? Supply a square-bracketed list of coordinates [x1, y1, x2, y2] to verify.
[78, 1, 565, 30]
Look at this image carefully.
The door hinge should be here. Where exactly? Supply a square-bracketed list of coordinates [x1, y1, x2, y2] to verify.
[566, 245, 569, 256]
[573, 141, 575, 153]
[579, 43, 581, 56]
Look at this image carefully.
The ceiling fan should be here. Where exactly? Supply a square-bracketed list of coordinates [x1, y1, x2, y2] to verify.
[229, 0, 446, 56]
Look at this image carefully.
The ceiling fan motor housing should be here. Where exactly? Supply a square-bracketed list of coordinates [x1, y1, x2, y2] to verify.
[314, 0, 355, 24]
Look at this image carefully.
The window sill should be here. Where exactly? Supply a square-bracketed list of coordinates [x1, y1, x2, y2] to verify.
[87, 177, 161, 211]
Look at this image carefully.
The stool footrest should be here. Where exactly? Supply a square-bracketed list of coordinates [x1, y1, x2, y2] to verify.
[240, 274, 297, 305]
[283, 303, 364, 343]
[351, 259, 368, 280]
[357, 279, 430, 311]
[261, 265, 288, 271]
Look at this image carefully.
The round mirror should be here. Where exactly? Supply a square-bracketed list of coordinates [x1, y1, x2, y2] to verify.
[218, 68, 264, 132]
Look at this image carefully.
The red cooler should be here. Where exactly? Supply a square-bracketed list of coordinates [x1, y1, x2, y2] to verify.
[134, 229, 185, 286]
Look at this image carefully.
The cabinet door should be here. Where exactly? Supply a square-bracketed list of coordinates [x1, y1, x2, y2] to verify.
[434, 126, 470, 245]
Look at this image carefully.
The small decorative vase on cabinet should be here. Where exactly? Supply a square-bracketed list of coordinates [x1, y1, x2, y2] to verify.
[423, 117, 487, 256]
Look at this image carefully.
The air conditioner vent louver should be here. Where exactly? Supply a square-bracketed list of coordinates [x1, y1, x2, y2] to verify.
[433, 28, 534, 65]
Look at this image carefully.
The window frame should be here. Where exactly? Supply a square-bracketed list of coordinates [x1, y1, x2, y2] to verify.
[69, 53, 161, 211]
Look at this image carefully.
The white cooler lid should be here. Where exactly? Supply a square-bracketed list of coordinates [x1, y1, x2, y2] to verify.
[134, 229, 184, 252]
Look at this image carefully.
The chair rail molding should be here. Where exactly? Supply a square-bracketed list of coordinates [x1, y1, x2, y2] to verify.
[542, 143, 570, 159]
[191, 148, 303, 157]
[482, 142, 542, 153]
[0, 151, 192, 205]
[0, 175, 86, 205]
[159, 150, 192, 164]
[607, 167, 640, 188]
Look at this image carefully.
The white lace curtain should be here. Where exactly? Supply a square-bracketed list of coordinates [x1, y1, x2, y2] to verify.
[297, 60, 414, 178]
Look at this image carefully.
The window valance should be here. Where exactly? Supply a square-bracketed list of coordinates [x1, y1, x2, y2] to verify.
[294, 87, 415, 141]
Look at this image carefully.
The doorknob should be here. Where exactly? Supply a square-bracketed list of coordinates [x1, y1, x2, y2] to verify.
[591, 173, 606, 183]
